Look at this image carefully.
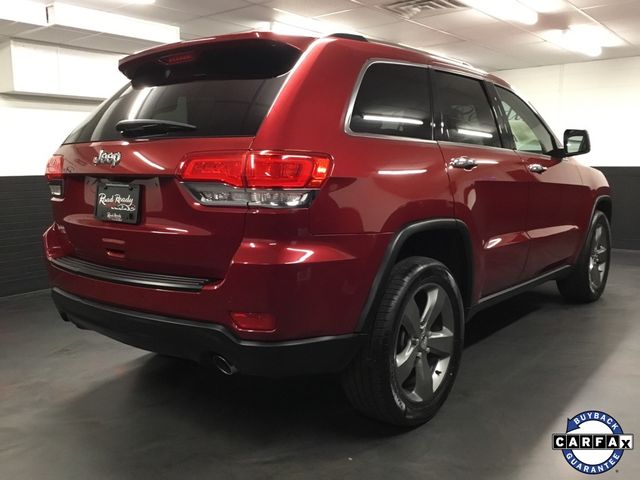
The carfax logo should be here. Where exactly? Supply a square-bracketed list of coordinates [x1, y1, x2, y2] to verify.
[553, 410, 634, 475]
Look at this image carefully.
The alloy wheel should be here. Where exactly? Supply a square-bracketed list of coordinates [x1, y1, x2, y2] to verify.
[394, 284, 455, 403]
[588, 224, 609, 291]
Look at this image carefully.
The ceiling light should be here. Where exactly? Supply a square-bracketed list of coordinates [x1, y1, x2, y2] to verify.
[457, 128, 493, 138]
[542, 29, 602, 57]
[46, 2, 179, 43]
[517, 0, 566, 13]
[129, 0, 156, 4]
[568, 24, 624, 47]
[363, 114, 424, 125]
[0, 0, 47, 25]
[460, 0, 538, 25]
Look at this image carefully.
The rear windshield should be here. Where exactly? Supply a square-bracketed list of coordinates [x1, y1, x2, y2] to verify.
[64, 40, 299, 144]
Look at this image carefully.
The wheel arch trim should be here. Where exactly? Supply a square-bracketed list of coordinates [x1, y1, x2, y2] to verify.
[582, 194, 612, 252]
[356, 218, 473, 332]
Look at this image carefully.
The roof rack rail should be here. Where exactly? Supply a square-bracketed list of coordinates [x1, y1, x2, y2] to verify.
[327, 33, 368, 42]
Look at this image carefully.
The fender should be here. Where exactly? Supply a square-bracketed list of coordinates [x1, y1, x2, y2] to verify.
[356, 218, 474, 332]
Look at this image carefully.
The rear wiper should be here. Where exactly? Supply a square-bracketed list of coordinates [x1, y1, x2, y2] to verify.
[116, 119, 197, 138]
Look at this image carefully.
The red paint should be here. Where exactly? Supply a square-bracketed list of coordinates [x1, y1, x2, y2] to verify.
[43, 33, 609, 341]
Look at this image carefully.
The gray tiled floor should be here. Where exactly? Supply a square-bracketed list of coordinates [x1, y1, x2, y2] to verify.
[1, 250, 639, 479]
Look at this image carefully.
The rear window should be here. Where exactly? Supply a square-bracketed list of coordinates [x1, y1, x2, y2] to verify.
[64, 40, 300, 144]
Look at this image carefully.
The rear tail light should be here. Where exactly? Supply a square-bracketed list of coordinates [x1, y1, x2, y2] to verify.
[178, 150, 333, 208]
[45, 155, 64, 197]
[246, 152, 332, 188]
[179, 151, 244, 187]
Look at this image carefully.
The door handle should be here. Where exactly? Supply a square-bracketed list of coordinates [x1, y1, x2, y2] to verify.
[528, 163, 548, 174]
[450, 156, 477, 170]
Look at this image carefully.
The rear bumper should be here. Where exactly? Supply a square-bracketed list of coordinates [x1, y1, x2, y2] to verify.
[52, 288, 365, 377]
[44, 224, 391, 341]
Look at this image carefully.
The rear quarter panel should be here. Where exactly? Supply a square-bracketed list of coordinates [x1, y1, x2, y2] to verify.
[253, 38, 455, 235]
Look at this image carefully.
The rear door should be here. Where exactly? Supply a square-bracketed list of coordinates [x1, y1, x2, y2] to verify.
[495, 87, 585, 278]
[433, 70, 530, 297]
[52, 39, 301, 279]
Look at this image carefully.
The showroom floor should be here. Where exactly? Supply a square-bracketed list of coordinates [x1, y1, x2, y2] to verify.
[1, 251, 639, 480]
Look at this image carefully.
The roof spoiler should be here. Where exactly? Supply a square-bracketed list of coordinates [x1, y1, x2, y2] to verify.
[118, 31, 315, 80]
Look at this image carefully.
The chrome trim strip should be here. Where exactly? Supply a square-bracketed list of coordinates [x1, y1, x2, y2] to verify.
[51, 256, 210, 291]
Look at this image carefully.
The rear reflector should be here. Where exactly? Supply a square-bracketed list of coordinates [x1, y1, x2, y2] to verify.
[230, 312, 276, 332]
[45, 155, 64, 180]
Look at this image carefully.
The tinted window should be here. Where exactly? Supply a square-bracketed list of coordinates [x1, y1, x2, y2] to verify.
[349, 63, 431, 140]
[64, 40, 300, 144]
[433, 71, 500, 147]
[497, 87, 555, 154]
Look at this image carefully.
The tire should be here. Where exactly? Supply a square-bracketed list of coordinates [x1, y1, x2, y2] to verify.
[557, 210, 611, 303]
[342, 257, 464, 426]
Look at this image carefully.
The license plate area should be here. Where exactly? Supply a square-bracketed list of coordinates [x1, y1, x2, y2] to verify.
[95, 182, 141, 224]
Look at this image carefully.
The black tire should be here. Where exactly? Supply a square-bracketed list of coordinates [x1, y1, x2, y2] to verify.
[557, 210, 611, 303]
[342, 257, 464, 426]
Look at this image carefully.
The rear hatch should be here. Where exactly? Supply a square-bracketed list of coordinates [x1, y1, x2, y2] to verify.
[50, 36, 307, 280]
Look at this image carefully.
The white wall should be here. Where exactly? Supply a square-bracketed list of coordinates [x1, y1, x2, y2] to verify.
[0, 95, 98, 176]
[495, 56, 640, 167]
[0, 40, 127, 177]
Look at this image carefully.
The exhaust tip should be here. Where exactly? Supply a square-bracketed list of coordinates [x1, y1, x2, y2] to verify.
[213, 354, 238, 376]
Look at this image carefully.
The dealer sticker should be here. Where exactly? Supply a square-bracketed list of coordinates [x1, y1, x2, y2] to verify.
[553, 410, 634, 475]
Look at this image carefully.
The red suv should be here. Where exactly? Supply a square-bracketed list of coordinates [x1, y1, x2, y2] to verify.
[43, 32, 611, 426]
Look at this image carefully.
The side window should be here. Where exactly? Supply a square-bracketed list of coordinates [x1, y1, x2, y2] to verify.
[349, 63, 430, 140]
[433, 71, 500, 148]
[497, 87, 555, 154]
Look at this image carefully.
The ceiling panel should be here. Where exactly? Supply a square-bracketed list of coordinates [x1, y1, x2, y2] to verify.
[318, 7, 397, 28]
[266, 0, 357, 18]
[360, 20, 460, 46]
[567, 0, 636, 7]
[2, 0, 640, 71]
[583, 1, 640, 22]
[112, 6, 197, 23]
[210, 4, 277, 29]
[455, 23, 542, 45]
[429, 41, 521, 70]
[65, 32, 159, 54]
[14, 25, 91, 44]
[0, 20, 45, 38]
[413, 9, 495, 30]
[181, 17, 248, 37]
[153, 0, 253, 16]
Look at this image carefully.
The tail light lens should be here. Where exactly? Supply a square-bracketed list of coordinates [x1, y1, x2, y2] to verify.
[45, 155, 64, 197]
[45, 155, 64, 180]
[178, 150, 333, 208]
[246, 152, 332, 188]
[179, 151, 244, 187]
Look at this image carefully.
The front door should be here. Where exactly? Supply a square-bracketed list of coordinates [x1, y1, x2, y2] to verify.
[495, 87, 587, 278]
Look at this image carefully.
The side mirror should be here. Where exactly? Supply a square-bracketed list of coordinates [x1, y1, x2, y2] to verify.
[563, 129, 590, 156]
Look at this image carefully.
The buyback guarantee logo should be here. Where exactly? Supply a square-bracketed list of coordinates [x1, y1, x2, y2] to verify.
[553, 411, 634, 475]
